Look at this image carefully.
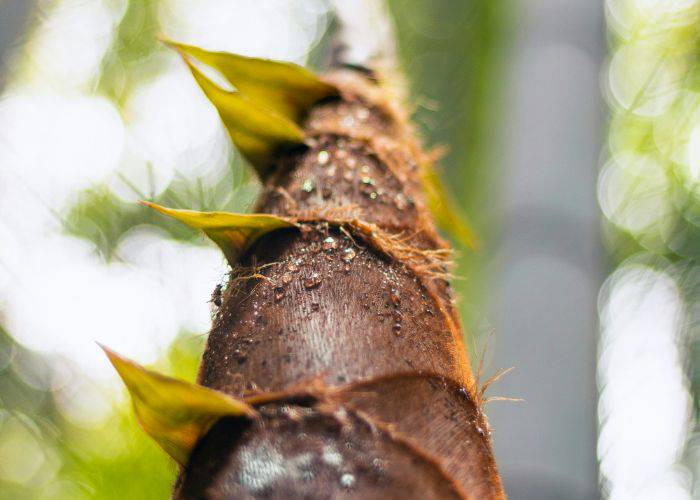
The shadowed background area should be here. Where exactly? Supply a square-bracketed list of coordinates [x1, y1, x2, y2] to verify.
[0, 0, 697, 498]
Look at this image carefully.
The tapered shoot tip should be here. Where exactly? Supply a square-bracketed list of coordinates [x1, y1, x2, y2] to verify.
[139, 200, 171, 217]
[155, 33, 170, 44]
[97, 342, 118, 361]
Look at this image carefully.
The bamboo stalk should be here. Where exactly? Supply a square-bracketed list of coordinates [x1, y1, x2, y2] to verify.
[170, 67, 505, 498]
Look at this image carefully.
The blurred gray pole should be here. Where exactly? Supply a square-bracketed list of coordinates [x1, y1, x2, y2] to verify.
[0, 0, 34, 89]
[486, 0, 604, 498]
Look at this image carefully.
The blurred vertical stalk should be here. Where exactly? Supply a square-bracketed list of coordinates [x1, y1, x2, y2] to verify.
[385, 0, 512, 340]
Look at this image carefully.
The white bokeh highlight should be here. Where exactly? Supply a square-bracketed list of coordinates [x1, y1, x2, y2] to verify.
[598, 264, 692, 498]
[0, 0, 330, 385]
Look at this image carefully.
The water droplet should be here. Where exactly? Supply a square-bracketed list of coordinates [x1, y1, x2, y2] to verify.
[356, 108, 370, 120]
[326, 165, 337, 177]
[389, 289, 400, 306]
[342, 248, 356, 262]
[340, 473, 355, 489]
[302, 179, 315, 193]
[394, 193, 408, 210]
[303, 272, 322, 289]
[274, 286, 285, 301]
[392, 323, 402, 336]
[342, 115, 355, 127]
[476, 426, 484, 436]
[369, 192, 378, 200]
[233, 349, 248, 363]
[281, 273, 293, 284]
[360, 165, 371, 174]
[347, 157, 357, 168]
[361, 176, 375, 185]
[287, 261, 299, 272]
[322, 236, 337, 251]
[317, 150, 330, 165]
[343, 171, 354, 182]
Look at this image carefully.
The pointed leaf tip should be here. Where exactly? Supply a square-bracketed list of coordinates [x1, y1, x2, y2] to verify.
[180, 57, 304, 174]
[165, 40, 336, 176]
[142, 202, 297, 265]
[101, 345, 255, 464]
[169, 41, 337, 122]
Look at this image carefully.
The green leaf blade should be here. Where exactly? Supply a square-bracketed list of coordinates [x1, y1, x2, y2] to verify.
[165, 39, 337, 122]
[181, 56, 304, 173]
[101, 345, 255, 464]
[163, 39, 338, 176]
[141, 201, 297, 265]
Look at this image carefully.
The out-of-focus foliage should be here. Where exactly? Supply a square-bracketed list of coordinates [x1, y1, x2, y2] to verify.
[0, 328, 207, 499]
[598, 1, 700, 497]
[103, 346, 254, 465]
[602, 3, 700, 261]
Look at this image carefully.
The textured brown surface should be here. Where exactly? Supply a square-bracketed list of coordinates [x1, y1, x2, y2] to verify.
[175, 405, 466, 499]
[176, 70, 504, 499]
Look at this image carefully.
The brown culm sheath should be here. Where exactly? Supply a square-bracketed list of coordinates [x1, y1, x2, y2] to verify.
[174, 70, 505, 499]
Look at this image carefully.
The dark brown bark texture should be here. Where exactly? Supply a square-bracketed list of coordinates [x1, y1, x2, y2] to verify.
[174, 71, 504, 499]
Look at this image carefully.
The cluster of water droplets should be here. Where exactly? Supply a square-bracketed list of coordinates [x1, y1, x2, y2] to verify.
[307, 141, 392, 204]
[266, 225, 362, 310]
[273, 260, 301, 302]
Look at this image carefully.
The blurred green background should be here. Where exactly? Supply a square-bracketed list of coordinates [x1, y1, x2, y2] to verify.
[0, 0, 697, 498]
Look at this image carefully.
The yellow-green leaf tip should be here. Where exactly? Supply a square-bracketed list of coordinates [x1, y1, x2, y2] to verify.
[100, 344, 255, 464]
[141, 201, 298, 265]
[166, 39, 337, 120]
[164, 39, 336, 176]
